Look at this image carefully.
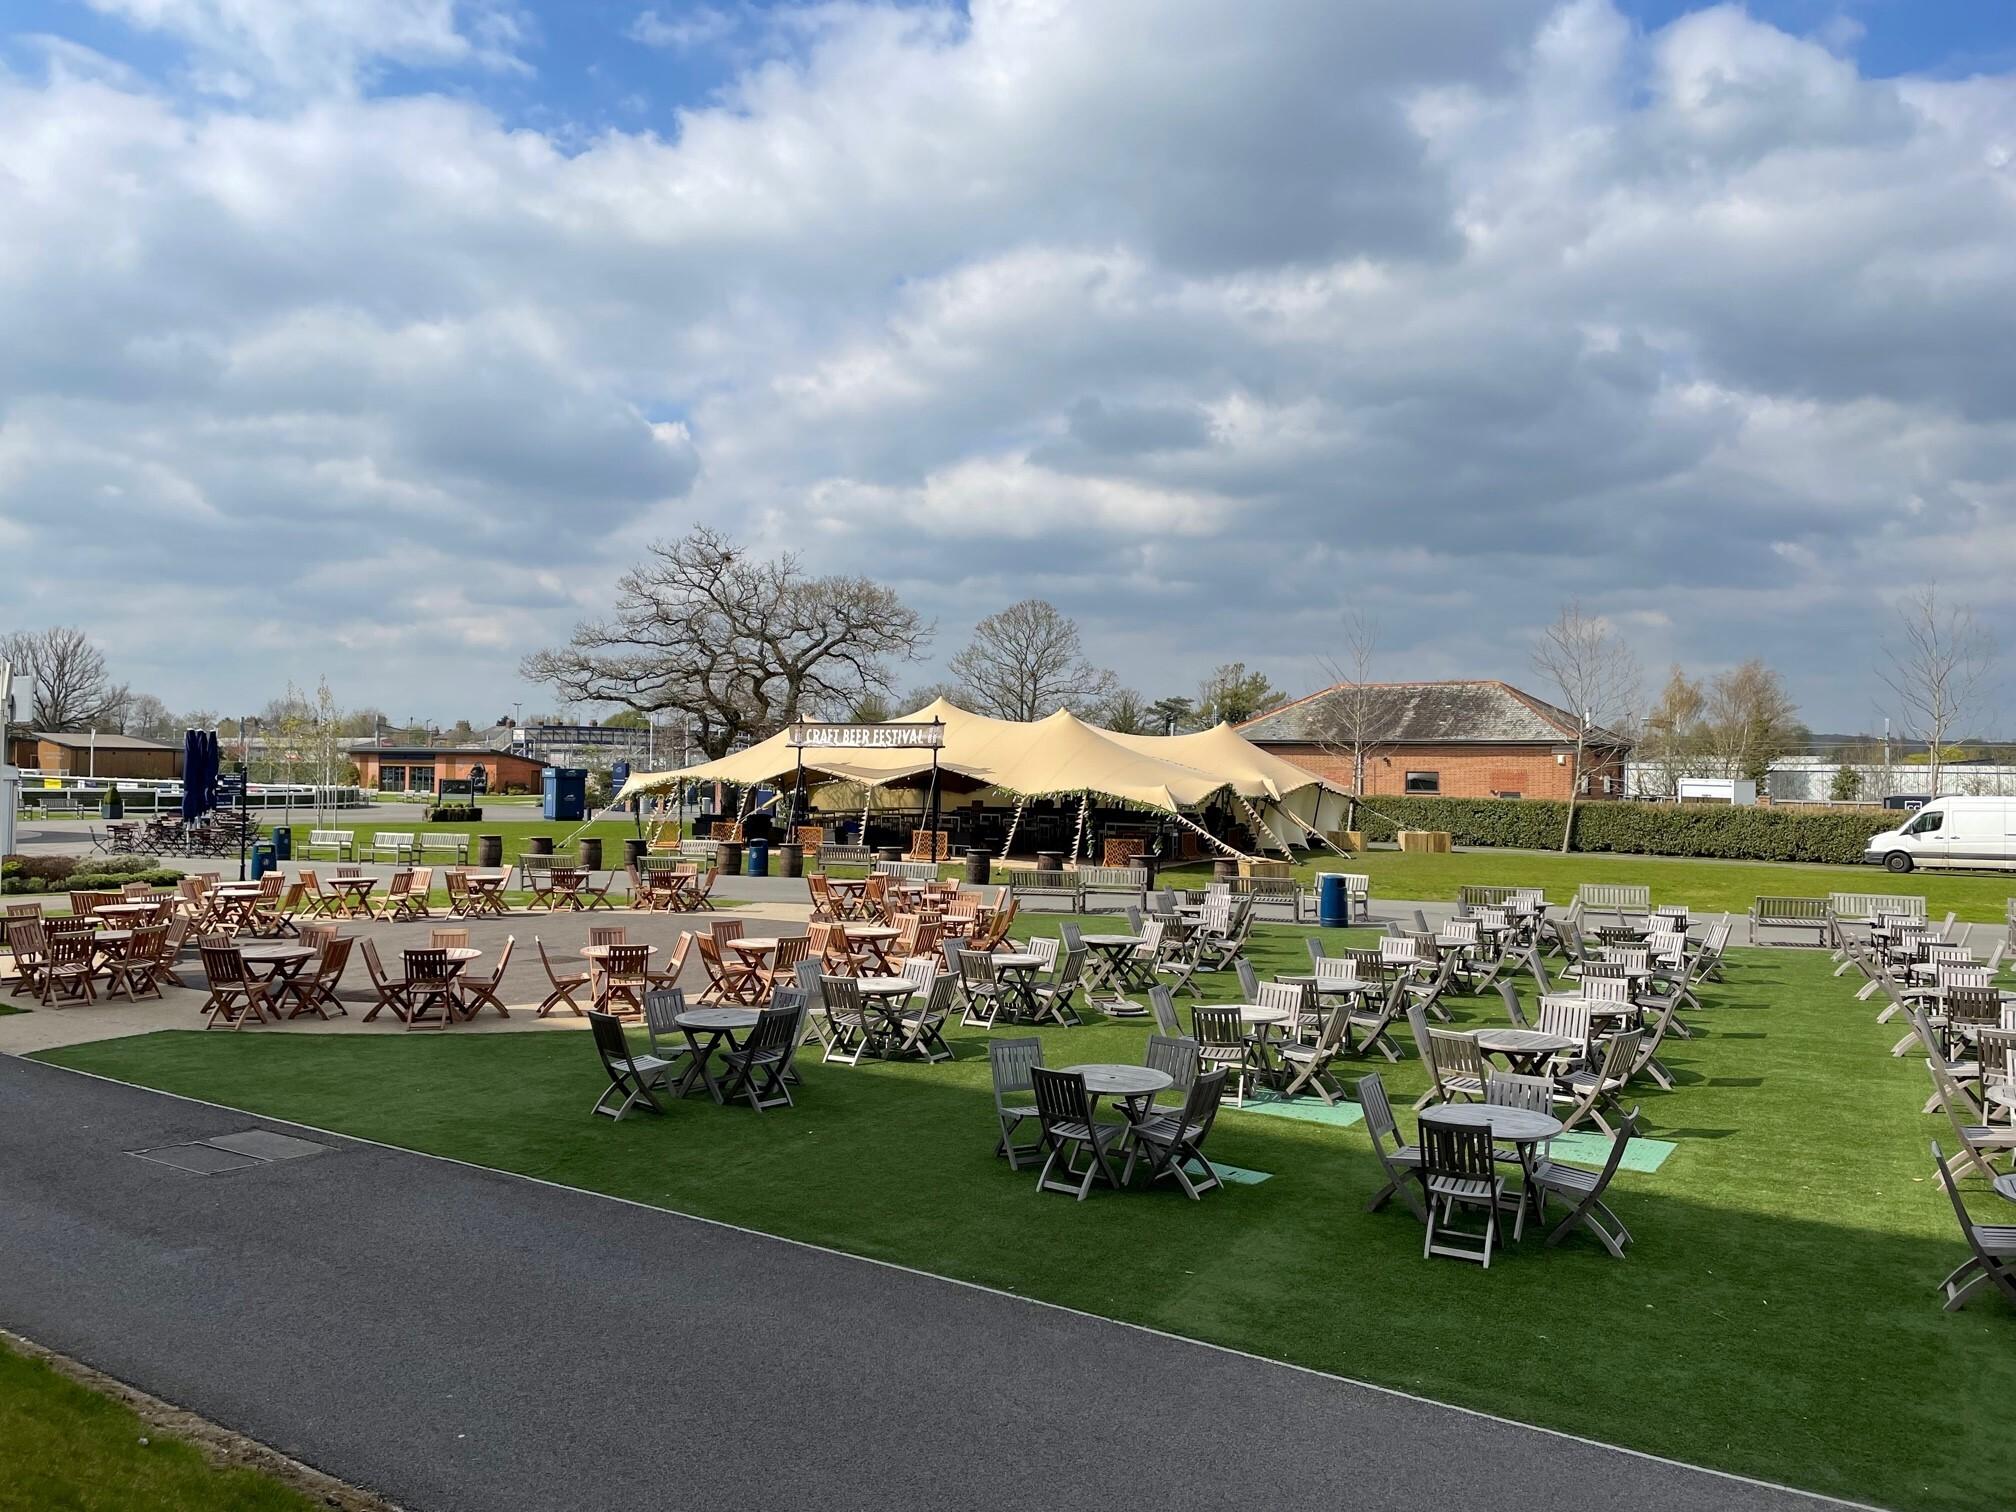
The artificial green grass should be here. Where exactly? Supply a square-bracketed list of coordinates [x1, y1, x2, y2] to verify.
[37, 932, 2016, 1512]
[1161, 847, 2016, 922]
[0, 1341, 316, 1512]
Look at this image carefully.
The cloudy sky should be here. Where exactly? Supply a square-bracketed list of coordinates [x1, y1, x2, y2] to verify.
[2, 0, 2013, 731]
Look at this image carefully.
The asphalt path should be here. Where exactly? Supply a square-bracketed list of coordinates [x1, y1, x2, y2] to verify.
[0, 1056, 1862, 1512]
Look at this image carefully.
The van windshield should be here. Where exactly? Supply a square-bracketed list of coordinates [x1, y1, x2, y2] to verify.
[1906, 810, 1943, 835]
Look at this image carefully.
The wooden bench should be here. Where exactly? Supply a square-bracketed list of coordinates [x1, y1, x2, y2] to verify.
[1078, 865, 1149, 914]
[819, 844, 872, 869]
[677, 840, 718, 863]
[1458, 885, 1522, 909]
[1828, 891, 1925, 946]
[1575, 884, 1651, 925]
[369, 831, 418, 864]
[873, 860, 940, 885]
[1008, 870, 1080, 912]
[1229, 873, 1310, 922]
[1751, 895, 1832, 946]
[419, 833, 470, 863]
[305, 829, 356, 861]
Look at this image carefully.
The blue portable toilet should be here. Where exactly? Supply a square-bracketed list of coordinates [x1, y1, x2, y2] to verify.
[543, 766, 588, 822]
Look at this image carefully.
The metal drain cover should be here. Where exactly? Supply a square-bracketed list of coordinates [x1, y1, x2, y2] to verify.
[205, 1130, 331, 1161]
[131, 1144, 268, 1175]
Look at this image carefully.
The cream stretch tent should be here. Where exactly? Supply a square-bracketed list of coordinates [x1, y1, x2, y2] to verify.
[617, 698, 1348, 835]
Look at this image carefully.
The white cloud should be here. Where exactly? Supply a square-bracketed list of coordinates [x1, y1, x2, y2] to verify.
[3, 1, 2016, 727]
[626, 6, 737, 52]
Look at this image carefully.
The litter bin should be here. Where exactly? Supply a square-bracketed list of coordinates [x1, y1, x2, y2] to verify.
[623, 838, 647, 870]
[271, 825, 292, 862]
[1316, 872, 1349, 929]
[578, 837, 603, 871]
[963, 848, 992, 886]
[250, 841, 276, 881]
[777, 842, 803, 879]
[746, 838, 770, 877]
[477, 835, 503, 869]
[526, 836, 553, 857]
[717, 840, 743, 876]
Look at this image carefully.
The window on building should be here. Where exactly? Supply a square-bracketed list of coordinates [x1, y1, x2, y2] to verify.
[1404, 771, 1440, 794]
[407, 766, 437, 793]
[378, 765, 405, 792]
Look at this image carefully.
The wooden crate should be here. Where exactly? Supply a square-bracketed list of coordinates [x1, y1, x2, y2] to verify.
[1240, 858, 1294, 879]
[1323, 830, 1364, 854]
[1396, 829, 1452, 854]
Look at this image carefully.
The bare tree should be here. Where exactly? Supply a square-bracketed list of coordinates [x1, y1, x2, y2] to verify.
[1703, 659, 1803, 785]
[118, 692, 181, 744]
[1092, 686, 1154, 734]
[1878, 583, 1995, 797]
[1317, 607, 1392, 808]
[0, 626, 128, 731]
[524, 527, 930, 759]
[948, 599, 1117, 722]
[1530, 601, 1640, 853]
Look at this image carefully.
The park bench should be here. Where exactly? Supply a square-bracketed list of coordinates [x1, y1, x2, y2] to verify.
[1575, 884, 1652, 926]
[1751, 895, 1832, 947]
[305, 829, 355, 861]
[1828, 891, 1925, 948]
[1078, 865, 1150, 914]
[370, 831, 418, 864]
[819, 844, 873, 869]
[873, 860, 941, 885]
[1008, 870, 1081, 912]
[419, 832, 470, 864]
[1458, 885, 1521, 909]
[1229, 874, 1311, 922]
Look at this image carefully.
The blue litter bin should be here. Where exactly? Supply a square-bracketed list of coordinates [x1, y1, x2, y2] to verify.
[1316, 871, 1349, 929]
[746, 838, 770, 877]
[250, 841, 277, 881]
[271, 825, 292, 862]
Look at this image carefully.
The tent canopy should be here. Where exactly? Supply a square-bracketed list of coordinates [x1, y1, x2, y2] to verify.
[617, 698, 1346, 818]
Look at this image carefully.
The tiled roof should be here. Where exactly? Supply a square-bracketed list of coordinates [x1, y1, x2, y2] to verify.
[1238, 680, 1631, 748]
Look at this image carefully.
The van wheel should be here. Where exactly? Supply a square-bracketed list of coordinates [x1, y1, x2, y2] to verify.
[1884, 852, 1915, 874]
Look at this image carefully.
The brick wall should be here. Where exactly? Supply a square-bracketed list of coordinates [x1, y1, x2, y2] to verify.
[1260, 742, 1629, 801]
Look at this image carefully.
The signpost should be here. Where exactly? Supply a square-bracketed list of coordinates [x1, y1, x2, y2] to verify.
[784, 719, 947, 847]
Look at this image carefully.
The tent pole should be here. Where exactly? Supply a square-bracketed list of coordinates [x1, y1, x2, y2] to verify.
[927, 745, 941, 863]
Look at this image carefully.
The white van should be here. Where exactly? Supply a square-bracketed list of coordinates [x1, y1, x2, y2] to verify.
[1863, 796, 2016, 873]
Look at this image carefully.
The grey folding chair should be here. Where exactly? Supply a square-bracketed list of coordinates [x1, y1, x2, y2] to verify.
[1143, 1032, 1200, 1112]
[1359, 1072, 1425, 1221]
[990, 1037, 1046, 1168]
[589, 1010, 673, 1121]
[1933, 1140, 2016, 1312]
[1029, 1066, 1126, 1200]
[642, 987, 697, 1077]
[1122, 1069, 1230, 1200]
[1149, 984, 1183, 1038]
[1421, 1121, 1503, 1267]
[1276, 1001, 1350, 1105]
[1532, 1109, 1638, 1258]
[717, 1002, 803, 1111]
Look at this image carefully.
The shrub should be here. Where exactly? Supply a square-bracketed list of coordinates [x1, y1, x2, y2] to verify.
[1349, 796, 1900, 866]
[427, 805, 482, 822]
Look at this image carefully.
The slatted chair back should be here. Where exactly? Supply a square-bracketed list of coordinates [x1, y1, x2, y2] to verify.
[1358, 1072, 1402, 1145]
[5, 900, 43, 919]
[361, 937, 395, 987]
[1537, 998, 1592, 1054]
[45, 914, 96, 940]
[1585, 975, 1634, 1005]
[1342, 946, 1390, 982]
[1976, 1026, 2016, 1092]
[10, 918, 48, 962]
[770, 936, 810, 975]
[1379, 936, 1421, 969]
[1495, 981, 1530, 1028]
[1149, 985, 1182, 1036]
[1313, 956, 1361, 988]
[1443, 920, 1480, 949]
[1256, 981, 1303, 1018]
[1144, 1034, 1200, 1101]
[430, 927, 470, 950]
[1926, 944, 1972, 971]
[1029, 1065, 1095, 1132]
[1485, 1071, 1553, 1115]
[820, 973, 864, 1018]
[899, 955, 937, 989]
[1235, 957, 1260, 1000]
[1938, 965, 1990, 993]
[892, 915, 923, 959]
[1191, 1003, 1245, 1050]
[808, 874, 838, 921]
[1305, 935, 1328, 965]
[990, 1036, 1044, 1101]
[1421, 1121, 1495, 1183]
[200, 942, 249, 988]
[1647, 929, 1687, 964]
[808, 922, 838, 968]
[710, 919, 745, 946]
[1426, 1028, 1486, 1096]
[589, 925, 628, 949]
[642, 987, 688, 1057]
[958, 948, 998, 991]
[405, 947, 454, 985]
[1059, 920, 1084, 951]
[605, 944, 651, 980]
[793, 957, 826, 1007]
[444, 870, 472, 912]
[1945, 986, 2002, 1056]
[1027, 934, 1060, 970]
[1050, 947, 1086, 993]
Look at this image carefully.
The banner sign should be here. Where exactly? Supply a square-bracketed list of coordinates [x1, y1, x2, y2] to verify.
[787, 719, 945, 751]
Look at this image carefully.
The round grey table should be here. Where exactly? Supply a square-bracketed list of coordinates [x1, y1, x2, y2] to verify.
[1419, 1102, 1565, 1232]
[1472, 1028, 1577, 1074]
[1080, 934, 1149, 1014]
[1060, 1064, 1173, 1128]
[675, 1007, 761, 1102]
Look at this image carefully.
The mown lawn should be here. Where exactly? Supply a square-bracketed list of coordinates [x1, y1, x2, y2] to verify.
[0, 1341, 315, 1512]
[38, 925, 2016, 1512]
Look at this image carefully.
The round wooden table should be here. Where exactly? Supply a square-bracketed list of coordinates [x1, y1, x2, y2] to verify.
[1473, 1028, 1577, 1074]
[675, 1007, 761, 1101]
[1420, 1102, 1565, 1231]
[1079, 934, 1147, 1013]
[1061, 1062, 1174, 1129]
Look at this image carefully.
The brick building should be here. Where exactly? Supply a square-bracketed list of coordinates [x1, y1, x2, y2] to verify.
[1238, 681, 1631, 801]
[6, 730, 183, 781]
[348, 746, 549, 796]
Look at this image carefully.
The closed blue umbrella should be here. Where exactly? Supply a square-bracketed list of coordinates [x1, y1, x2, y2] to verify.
[180, 730, 201, 821]
[202, 730, 220, 815]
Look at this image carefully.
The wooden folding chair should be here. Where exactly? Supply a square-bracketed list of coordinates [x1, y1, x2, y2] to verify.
[1532, 1109, 1638, 1258]
[460, 935, 514, 1018]
[1359, 1072, 1426, 1220]
[589, 1009, 672, 1121]
[1933, 1140, 2016, 1311]
[199, 944, 274, 1030]
[535, 937, 589, 1018]
[1122, 1069, 1230, 1199]
[359, 938, 411, 1022]
[1030, 1066, 1126, 1201]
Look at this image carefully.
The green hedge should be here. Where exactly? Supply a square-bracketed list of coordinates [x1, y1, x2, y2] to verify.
[1348, 797, 1901, 865]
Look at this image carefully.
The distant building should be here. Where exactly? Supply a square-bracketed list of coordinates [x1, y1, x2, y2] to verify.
[6, 730, 183, 781]
[1238, 680, 1631, 801]
[349, 746, 549, 796]
[511, 722, 664, 766]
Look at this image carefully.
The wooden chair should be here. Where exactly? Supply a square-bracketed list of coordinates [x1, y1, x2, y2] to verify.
[695, 934, 760, 1004]
[199, 944, 273, 1030]
[5, 919, 49, 1000]
[430, 927, 471, 950]
[957, 948, 1003, 1028]
[895, 972, 958, 1063]
[1932, 1140, 2016, 1312]
[588, 925, 629, 950]
[1150, 984, 1183, 1038]
[717, 1003, 804, 1111]
[535, 937, 589, 1018]
[1192, 1004, 1258, 1107]
[816, 974, 875, 1065]
[766, 935, 810, 993]
[359, 938, 409, 1022]
[649, 931, 692, 991]
[595, 943, 652, 1018]
[401, 947, 460, 1030]
[371, 870, 417, 922]
[1555, 1029, 1640, 1135]
[1412, 1011, 1488, 1111]
[588, 1009, 672, 1121]
[1143, 1033, 1200, 1113]
[1532, 1109, 1638, 1258]
[1358, 1072, 1425, 1220]
[39, 931, 97, 1006]
[989, 1037, 1046, 1168]
[1277, 1001, 1351, 1105]
[1421, 1120, 1503, 1267]
[104, 925, 167, 1002]
[1029, 1066, 1126, 1200]
[460, 935, 514, 1018]
[289, 934, 354, 1019]
[1123, 1068, 1231, 1199]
